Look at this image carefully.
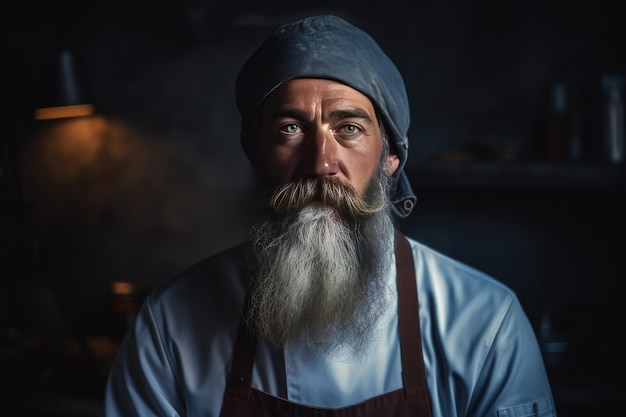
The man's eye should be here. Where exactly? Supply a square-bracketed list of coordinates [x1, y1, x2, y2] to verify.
[339, 124, 360, 135]
[280, 124, 301, 134]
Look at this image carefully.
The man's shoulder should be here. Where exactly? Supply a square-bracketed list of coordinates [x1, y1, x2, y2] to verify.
[130, 242, 251, 364]
[405, 236, 526, 359]
[149, 241, 252, 309]
[405, 236, 516, 304]
[181, 241, 252, 279]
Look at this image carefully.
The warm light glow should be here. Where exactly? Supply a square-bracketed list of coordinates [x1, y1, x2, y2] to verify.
[34, 104, 95, 120]
[112, 281, 136, 295]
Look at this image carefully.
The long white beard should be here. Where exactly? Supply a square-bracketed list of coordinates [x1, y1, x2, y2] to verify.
[247, 177, 395, 359]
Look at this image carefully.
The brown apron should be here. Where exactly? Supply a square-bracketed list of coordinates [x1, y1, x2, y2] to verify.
[220, 231, 432, 417]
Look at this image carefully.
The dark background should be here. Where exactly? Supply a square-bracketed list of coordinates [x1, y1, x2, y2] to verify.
[1, 1, 625, 416]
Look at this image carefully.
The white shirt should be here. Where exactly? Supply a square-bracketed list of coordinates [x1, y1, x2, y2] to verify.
[102, 237, 556, 417]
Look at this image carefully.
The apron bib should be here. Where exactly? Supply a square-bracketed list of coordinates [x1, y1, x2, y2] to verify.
[220, 231, 432, 417]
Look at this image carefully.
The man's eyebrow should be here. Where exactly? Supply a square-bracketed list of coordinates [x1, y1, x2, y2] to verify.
[329, 108, 374, 124]
[268, 108, 375, 124]
[268, 108, 311, 122]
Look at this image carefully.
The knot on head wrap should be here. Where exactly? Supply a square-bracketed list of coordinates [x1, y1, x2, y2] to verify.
[235, 14, 416, 218]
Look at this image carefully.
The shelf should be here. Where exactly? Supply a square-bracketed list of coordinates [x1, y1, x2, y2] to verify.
[407, 161, 626, 189]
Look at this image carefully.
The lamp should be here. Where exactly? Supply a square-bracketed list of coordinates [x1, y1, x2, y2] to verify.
[34, 49, 94, 120]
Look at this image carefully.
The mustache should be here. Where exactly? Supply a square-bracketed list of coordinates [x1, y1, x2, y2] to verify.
[269, 177, 385, 216]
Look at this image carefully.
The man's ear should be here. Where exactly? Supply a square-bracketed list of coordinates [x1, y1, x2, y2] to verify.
[385, 153, 400, 176]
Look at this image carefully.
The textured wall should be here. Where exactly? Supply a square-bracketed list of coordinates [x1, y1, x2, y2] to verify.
[2, 0, 624, 331]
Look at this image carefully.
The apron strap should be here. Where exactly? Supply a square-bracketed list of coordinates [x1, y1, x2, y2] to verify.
[224, 296, 257, 400]
[394, 230, 433, 414]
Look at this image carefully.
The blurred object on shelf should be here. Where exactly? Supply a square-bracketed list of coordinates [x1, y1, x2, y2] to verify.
[432, 149, 474, 163]
[110, 281, 139, 341]
[569, 110, 583, 163]
[530, 81, 575, 162]
[83, 335, 120, 380]
[466, 134, 526, 162]
[546, 82, 571, 161]
[601, 73, 625, 164]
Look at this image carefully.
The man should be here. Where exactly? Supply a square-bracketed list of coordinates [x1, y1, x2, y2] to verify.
[102, 15, 557, 417]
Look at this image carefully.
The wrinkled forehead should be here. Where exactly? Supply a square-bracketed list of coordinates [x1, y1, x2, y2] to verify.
[261, 78, 380, 123]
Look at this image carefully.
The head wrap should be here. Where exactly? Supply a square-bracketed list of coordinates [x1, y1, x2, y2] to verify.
[235, 14, 416, 218]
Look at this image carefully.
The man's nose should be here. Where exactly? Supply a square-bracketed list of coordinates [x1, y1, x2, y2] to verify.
[302, 128, 338, 177]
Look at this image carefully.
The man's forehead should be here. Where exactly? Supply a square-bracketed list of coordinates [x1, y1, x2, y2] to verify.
[263, 78, 377, 116]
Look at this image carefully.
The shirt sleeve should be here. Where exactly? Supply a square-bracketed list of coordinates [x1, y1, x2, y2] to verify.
[468, 295, 557, 417]
[101, 294, 185, 417]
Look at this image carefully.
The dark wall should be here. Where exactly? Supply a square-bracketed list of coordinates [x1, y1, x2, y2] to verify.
[1, 1, 624, 416]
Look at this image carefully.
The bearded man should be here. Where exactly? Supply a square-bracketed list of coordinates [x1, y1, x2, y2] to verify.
[103, 15, 557, 417]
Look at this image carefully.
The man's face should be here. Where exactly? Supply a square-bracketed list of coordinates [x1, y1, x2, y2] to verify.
[249, 81, 400, 355]
[260, 78, 399, 195]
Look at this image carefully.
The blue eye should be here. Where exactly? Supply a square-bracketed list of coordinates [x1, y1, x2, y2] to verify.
[336, 124, 362, 136]
[342, 125, 359, 134]
[280, 124, 300, 134]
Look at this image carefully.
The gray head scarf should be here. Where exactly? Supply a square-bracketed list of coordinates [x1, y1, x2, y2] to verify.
[235, 14, 416, 218]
